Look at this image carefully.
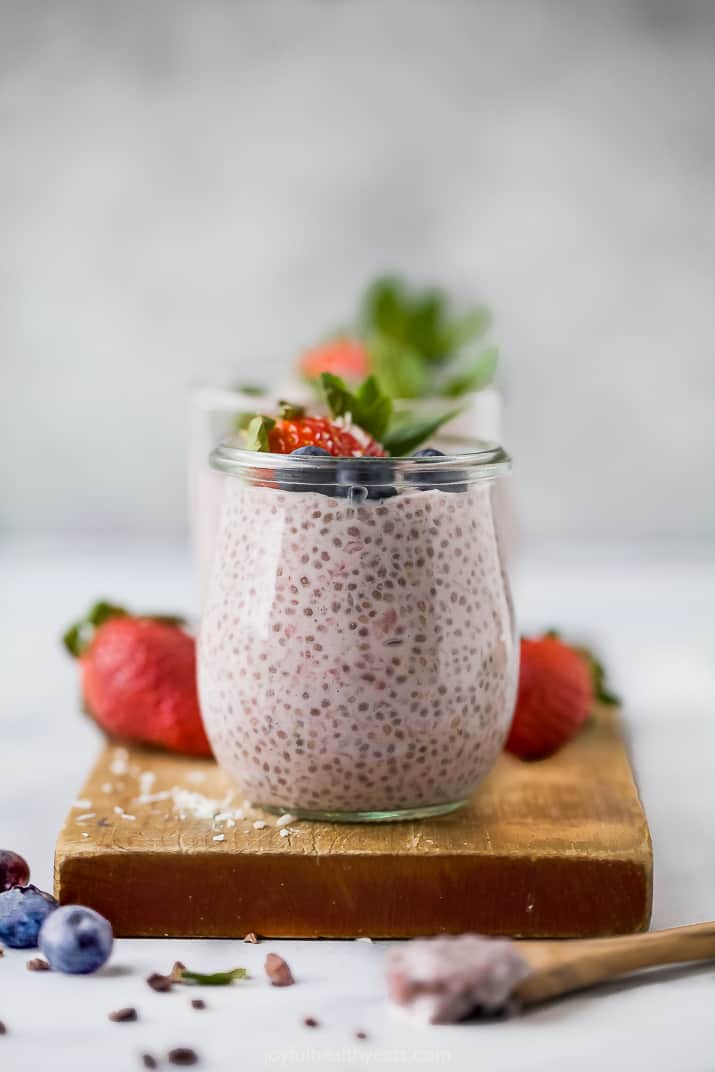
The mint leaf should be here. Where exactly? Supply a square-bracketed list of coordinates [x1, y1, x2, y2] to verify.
[441, 348, 498, 398]
[244, 415, 275, 452]
[405, 289, 447, 360]
[355, 375, 392, 440]
[320, 373, 392, 442]
[172, 964, 249, 986]
[231, 382, 267, 397]
[320, 371, 353, 419]
[382, 408, 461, 456]
[369, 334, 427, 400]
[436, 306, 491, 355]
[360, 276, 408, 339]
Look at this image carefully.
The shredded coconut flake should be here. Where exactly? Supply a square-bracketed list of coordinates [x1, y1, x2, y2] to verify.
[212, 834, 225, 842]
[139, 771, 156, 795]
[134, 790, 172, 805]
[253, 820, 267, 830]
[73, 799, 91, 809]
[186, 770, 207, 785]
[76, 813, 96, 823]
[276, 813, 297, 828]
[170, 787, 236, 820]
[109, 749, 129, 775]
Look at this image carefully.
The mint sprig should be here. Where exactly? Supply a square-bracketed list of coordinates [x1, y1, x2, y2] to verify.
[320, 373, 392, 442]
[320, 373, 459, 456]
[360, 277, 495, 390]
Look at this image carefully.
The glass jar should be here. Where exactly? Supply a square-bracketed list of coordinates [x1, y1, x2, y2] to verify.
[198, 438, 517, 822]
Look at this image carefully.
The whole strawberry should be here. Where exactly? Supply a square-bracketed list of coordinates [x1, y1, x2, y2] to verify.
[63, 602, 211, 757]
[298, 337, 371, 383]
[505, 635, 594, 760]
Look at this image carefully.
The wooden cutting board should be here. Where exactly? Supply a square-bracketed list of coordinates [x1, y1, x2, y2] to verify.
[54, 706, 652, 939]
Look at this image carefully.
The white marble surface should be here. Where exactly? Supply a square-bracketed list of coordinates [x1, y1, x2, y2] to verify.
[1, 538, 714, 1070]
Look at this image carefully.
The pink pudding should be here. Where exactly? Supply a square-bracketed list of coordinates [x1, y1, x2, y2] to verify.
[198, 444, 516, 820]
[386, 934, 530, 1023]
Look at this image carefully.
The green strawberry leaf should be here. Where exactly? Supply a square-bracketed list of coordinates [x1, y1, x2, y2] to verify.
[545, 630, 620, 707]
[440, 347, 499, 398]
[382, 407, 462, 456]
[244, 415, 275, 452]
[320, 373, 392, 442]
[577, 647, 621, 707]
[62, 601, 128, 658]
[277, 400, 306, 420]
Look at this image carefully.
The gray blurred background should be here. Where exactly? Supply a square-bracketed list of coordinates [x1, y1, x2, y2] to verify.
[1, 0, 714, 545]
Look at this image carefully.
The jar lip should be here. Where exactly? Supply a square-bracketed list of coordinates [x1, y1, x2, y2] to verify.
[210, 434, 511, 484]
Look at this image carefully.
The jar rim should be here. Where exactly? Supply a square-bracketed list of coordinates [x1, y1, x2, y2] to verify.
[210, 434, 511, 485]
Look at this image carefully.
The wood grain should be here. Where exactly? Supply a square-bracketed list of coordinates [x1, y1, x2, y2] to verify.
[54, 705, 652, 938]
[515, 922, 715, 1005]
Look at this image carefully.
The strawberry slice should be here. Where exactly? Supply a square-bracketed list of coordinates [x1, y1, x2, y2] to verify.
[245, 401, 386, 458]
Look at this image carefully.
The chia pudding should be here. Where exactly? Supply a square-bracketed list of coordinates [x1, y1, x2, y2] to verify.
[198, 445, 517, 820]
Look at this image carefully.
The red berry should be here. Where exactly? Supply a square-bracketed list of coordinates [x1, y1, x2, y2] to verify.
[81, 618, 211, 757]
[298, 338, 370, 382]
[268, 416, 385, 458]
[505, 636, 593, 760]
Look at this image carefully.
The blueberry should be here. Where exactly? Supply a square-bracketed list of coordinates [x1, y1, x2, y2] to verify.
[0, 884, 58, 948]
[336, 458, 396, 500]
[278, 445, 336, 495]
[408, 448, 465, 493]
[0, 849, 30, 891]
[39, 904, 113, 974]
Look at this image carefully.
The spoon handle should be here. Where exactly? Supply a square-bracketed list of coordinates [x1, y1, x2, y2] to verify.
[515, 921, 715, 1005]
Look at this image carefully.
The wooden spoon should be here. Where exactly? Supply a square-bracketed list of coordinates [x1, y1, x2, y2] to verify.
[514, 921, 715, 1006]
